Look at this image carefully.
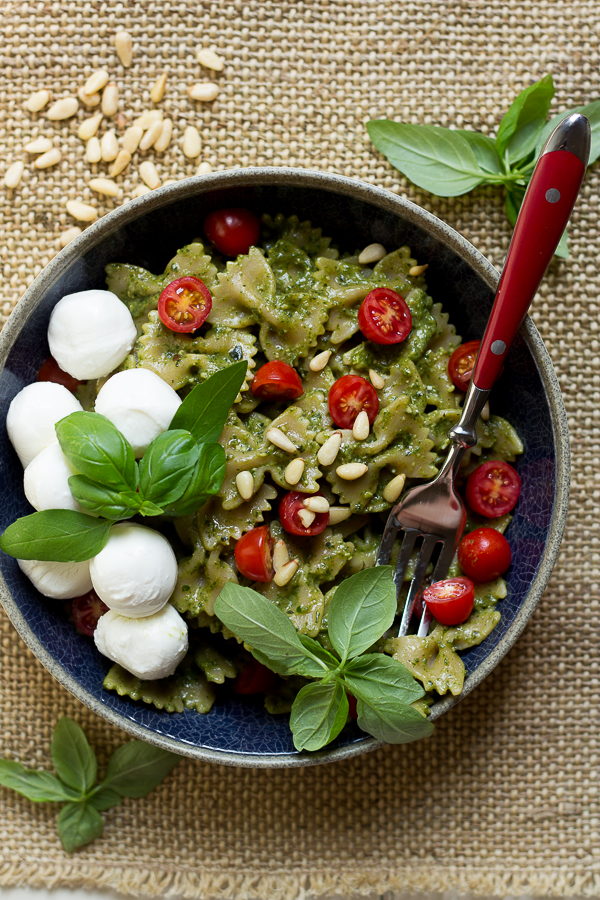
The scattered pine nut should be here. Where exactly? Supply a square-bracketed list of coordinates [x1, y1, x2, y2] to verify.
[34, 148, 62, 169]
[46, 97, 78, 120]
[25, 89, 51, 112]
[235, 471, 254, 501]
[100, 130, 119, 162]
[122, 125, 143, 153]
[162, 179, 179, 186]
[139, 160, 160, 189]
[273, 540, 289, 573]
[336, 462, 368, 480]
[352, 410, 370, 441]
[303, 496, 329, 514]
[101, 83, 119, 117]
[77, 86, 100, 108]
[150, 72, 168, 103]
[266, 427, 297, 454]
[369, 368, 385, 389]
[188, 82, 220, 102]
[154, 118, 172, 153]
[84, 70, 109, 96]
[133, 109, 162, 129]
[139, 119, 163, 151]
[196, 161, 213, 175]
[196, 48, 225, 71]
[116, 112, 128, 131]
[131, 183, 152, 197]
[59, 226, 82, 247]
[89, 177, 120, 197]
[409, 264, 429, 277]
[77, 113, 103, 141]
[182, 125, 201, 158]
[274, 559, 299, 587]
[309, 350, 331, 372]
[328, 506, 352, 525]
[298, 509, 316, 528]
[66, 200, 97, 222]
[285, 458, 305, 485]
[86, 136, 102, 163]
[4, 161, 24, 189]
[481, 400, 490, 421]
[382, 473, 406, 503]
[115, 31, 133, 67]
[24, 137, 53, 154]
[358, 243, 386, 265]
[317, 431, 342, 466]
[109, 149, 131, 177]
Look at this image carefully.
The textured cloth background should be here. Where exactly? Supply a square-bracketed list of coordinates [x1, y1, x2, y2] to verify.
[1, 0, 599, 896]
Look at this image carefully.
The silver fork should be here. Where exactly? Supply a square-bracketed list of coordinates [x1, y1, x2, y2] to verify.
[377, 112, 590, 638]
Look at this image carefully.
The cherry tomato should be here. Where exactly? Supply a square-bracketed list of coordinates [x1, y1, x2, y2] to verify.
[234, 525, 274, 582]
[358, 287, 412, 345]
[72, 590, 109, 637]
[36, 356, 82, 393]
[328, 375, 379, 429]
[465, 460, 522, 517]
[250, 361, 304, 401]
[458, 527, 512, 582]
[279, 491, 330, 537]
[423, 576, 475, 626]
[203, 208, 260, 257]
[448, 340, 481, 391]
[346, 693, 358, 720]
[233, 658, 278, 695]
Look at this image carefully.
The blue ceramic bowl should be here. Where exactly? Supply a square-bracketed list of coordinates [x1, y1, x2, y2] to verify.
[0, 169, 569, 767]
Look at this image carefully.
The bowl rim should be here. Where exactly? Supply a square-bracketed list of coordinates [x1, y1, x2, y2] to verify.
[0, 166, 570, 767]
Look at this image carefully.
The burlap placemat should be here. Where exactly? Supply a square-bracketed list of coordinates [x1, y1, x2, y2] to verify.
[1, 0, 599, 896]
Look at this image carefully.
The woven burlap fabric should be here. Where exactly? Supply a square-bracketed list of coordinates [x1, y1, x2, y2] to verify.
[1, 0, 599, 896]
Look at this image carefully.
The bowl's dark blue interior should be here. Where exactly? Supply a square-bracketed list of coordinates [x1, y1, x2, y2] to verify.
[0, 171, 565, 766]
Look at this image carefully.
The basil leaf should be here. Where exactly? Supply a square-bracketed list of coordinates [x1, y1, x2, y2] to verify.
[290, 681, 348, 752]
[68, 475, 140, 521]
[452, 129, 504, 175]
[298, 635, 340, 670]
[555, 228, 569, 259]
[138, 499, 165, 517]
[87, 785, 122, 811]
[354, 696, 433, 745]
[505, 186, 525, 227]
[51, 716, 97, 793]
[169, 360, 248, 444]
[327, 566, 396, 663]
[496, 74, 554, 164]
[162, 442, 226, 516]
[138, 430, 199, 507]
[0, 510, 110, 562]
[535, 100, 600, 164]
[214, 584, 326, 678]
[0, 760, 81, 802]
[342, 653, 425, 706]
[57, 802, 104, 853]
[103, 742, 181, 798]
[56, 411, 137, 490]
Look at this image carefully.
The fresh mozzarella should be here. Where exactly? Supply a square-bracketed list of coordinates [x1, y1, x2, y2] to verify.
[90, 522, 178, 617]
[17, 557, 92, 600]
[94, 368, 182, 457]
[94, 604, 188, 680]
[24, 441, 83, 512]
[47, 289, 136, 380]
[6, 382, 83, 468]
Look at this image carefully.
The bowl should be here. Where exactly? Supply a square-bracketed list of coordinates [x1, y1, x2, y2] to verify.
[0, 168, 569, 767]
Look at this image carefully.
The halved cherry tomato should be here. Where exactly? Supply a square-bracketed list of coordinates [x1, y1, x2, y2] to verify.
[423, 576, 475, 626]
[346, 693, 358, 719]
[448, 340, 481, 391]
[203, 208, 260, 257]
[72, 590, 109, 636]
[234, 525, 274, 582]
[358, 287, 412, 345]
[458, 527, 512, 582]
[250, 361, 304, 401]
[157, 276, 212, 333]
[279, 491, 330, 537]
[465, 460, 521, 517]
[36, 356, 82, 393]
[328, 375, 379, 429]
[233, 658, 278, 695]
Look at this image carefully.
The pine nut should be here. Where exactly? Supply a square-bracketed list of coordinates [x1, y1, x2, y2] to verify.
[66, 200, 97, 222]
[317, 431, 342, 466]
[182, 125, 201, 159]
[481, 400, 490, 421]
[77, 114, 103, 141]
[309, 350, 331, 372]
[336, 463, 368, 480]
[382, 473, 406, 503]
[196, 48, 225, 71]
[25, 89, 51, 112]
[150, 72, 168, 103]
[154, 118, 172, 153]
[77, 86, 100, 108]
[328, 506, 352, 525]
[133, 109, 162, 129]
[409, 264, 429, 277]
[303, 496, 329, 514]
[115, 31, 133, 67]
[162, 179, 179, 186]
[266, 428, 297, 454]
[196, 161, 213, 174]
[116, 112, 127, 131]
[285, 458, 304, 485]
[100, 130, 119, 162]
[131, 184, 151, 197]
[235, 471, 254, 501]
[4, 161, 24, 189]
[188, 82, 220, 102]
[358, 243, 386, 265]
[101, 83, 119, 117]
[122, 126, 143, 153]
[298, 509, 316, 528]
[369, 369, 385, 389]
[24, 137, 53, 153]
[89, 177, 120, 197]
[84, 70, 109, 96]
[139, 120, 163, 151]
[59, 226, 82, 247]
[352, 410, 370, 441]
[46, 97, 78, 120]
[139, 160, 160, 189]
[273, 540, 289, 572]
[34, 148, 62, 169]
[86, 136, 101, 163]
[109, 149, 131, 177]
[274, 559, 299, 587]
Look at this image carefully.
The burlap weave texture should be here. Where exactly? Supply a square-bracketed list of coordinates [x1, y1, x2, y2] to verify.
[1, 0, 599, 896]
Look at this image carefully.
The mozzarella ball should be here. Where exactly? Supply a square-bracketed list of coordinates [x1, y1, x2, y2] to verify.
[94, 368, 182, 457]
[24, 441, 82, 512]
[17, 557, 92, 600]
[94, 604, 188, 680]
[48, 289, 136, 380]
[90, 522, 178, 618]
[6, 381, 83, 468]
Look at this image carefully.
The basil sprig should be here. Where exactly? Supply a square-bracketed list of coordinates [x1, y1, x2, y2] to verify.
[0, 716, 180, 852]
[367, 73, 600, 259]
[214, 566, 433, 752]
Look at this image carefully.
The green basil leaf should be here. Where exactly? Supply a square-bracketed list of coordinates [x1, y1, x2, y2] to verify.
[103, 742, 181, 798]
[290, 681, 348, 752]
[138, 430, 199, 507]
[505, 186, 525, 227]
[535, 100, 600, 164]
[451, 129, 504, 175]
[0, 760, 81, 802]
[496, 74, 554, 164]
[138, 499, 165, 517]
[214, 584, 327, 678]
[342, 653, 425, 706]
[68, 476, 140, 521]
[56, 411, 137, 490]
[51, 716, 97, 793]
[327, 566, 396, 663]
[169, 360, 248, 443]
[298, 635, 340, 670]
[87, 786, 121, 811]
[57, 802, 104, 853]
[0, 510, 110, 562]
[554, 228, 569, 259]
[162, 443, 226, 516]
[354, 696, 433, 745]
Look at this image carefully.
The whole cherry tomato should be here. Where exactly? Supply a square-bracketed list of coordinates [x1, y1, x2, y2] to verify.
[328, 374, 379, 429]
[234, 525, 274, 582]
[358, 287, 412, 345]
[458, 527, 512, 582]
[465, 460, 522, 518]
[346, 692, 358, 719]
[203, 208, 261, 257]
[233, 658, 278, 695]
[423, 576, 475, 626]
[72, 590, 109, 637]
[36, 356, 82, 393]
[448, 340, 481, 391]
[279, 491, 330, 537]
[157, 276, 212, 333]
[250, 361, 304, 401]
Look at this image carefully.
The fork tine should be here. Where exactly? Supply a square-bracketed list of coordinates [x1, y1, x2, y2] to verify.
[393, 527, 417, 590]
[376, 515, 399, 566]
[398, 533, 439, 636]
[416, 538, 457, 637]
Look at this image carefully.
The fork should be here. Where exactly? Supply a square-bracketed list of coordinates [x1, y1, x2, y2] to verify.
[377, 112, 590, 638]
